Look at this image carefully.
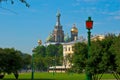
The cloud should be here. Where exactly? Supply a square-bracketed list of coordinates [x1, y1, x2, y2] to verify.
[101, 10, 120, 20]
[72, 7, 97, 14]
[73, 0, 97, 7]
[109, 11, 120, 15]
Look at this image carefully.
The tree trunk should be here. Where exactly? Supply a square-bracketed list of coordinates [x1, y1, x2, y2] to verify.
[112, 71, 120, 80]
[98, 72, 104, 80]
[13, 71, 19, 80]
[0, 74, 4, 79]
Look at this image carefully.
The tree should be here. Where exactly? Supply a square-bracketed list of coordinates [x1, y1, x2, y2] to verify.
[22, 53, 31, 72]
[4, 48, 23, 79]
[0, 48, 6, 75]
[72, 34, 119, 80]
[34, 45, 46, 57]
[33, 44, 63, 71]
[46, 44, 63, 65]
[72, 42, 88, 73]
[109, 34, 120, 79]
[0, 48, 23, 79]
[88, 34, 117, 80]
[100, 34, 116, 71]
[34, 55, 46, 71]
[56, 44, 63, 65]
[46, 44, 58, 57]
[0, 0, 30, 7]
[88, 40, 104, 80]
[33, 45, 47, 71]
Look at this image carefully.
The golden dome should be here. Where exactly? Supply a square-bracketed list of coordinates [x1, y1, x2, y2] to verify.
[38, 40, 42, 45]
[71, 24, 78, 33]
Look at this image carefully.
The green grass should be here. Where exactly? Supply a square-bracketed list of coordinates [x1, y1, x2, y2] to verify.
[3, 72, 116, 80]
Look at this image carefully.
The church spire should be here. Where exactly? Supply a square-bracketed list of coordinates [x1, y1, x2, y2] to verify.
[52, 11, 64, 42]
[56, 10, 61, 26]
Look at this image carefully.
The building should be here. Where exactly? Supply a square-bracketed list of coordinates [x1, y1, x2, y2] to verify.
[46, 11, 64, 43]
[63, 42, 74, 68]
[45, 11, 80, 72]
[44, 11, 106, 72]
[71, 24, 78, 41]
[91, 35, 105, 41]
[62, 34, 105, 68]
[45, 11, 79, 45]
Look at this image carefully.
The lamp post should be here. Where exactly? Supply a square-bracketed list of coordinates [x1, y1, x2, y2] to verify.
[86, 17, 93, 80]
[52, 59, 55, 75]
[31, 40, 42, 80]
[32, 48, 35, 80]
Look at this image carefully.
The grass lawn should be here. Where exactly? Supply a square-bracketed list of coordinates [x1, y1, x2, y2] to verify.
[3, 72, 116, 80]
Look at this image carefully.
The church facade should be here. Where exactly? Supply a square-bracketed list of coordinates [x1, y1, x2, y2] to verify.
[52, 11, 64, 42]
[46, 11, 79, 45]
[46, 11, 64, 43]
[45, 11, 80, 70]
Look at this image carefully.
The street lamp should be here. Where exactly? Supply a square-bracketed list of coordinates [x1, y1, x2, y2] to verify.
[52, 59, 55, 75]
[32, 48, 35, 80]
[86, 17, 93, 80]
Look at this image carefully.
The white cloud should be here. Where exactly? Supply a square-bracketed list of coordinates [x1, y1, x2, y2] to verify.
[100, 10, 120, 20]
[72, 7, 97, 14]
[101, 10, 120, 16]
[102, 10, 120, 20]
[73, 0, 97, 7]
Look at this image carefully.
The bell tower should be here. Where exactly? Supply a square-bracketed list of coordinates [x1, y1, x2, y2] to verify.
[52, 11, 64, 42]
[71, 24, 78, 41]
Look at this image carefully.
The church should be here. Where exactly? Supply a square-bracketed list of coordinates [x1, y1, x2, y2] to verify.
[45, 11, 85, 72]
[45, 11, 79, 46]
[44, 11, 104, 72]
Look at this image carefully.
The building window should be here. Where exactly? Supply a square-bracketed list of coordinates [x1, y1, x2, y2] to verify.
[64, 47, 67, 51]
[72, 46, 74, 51]
[68, 47, 70, 51]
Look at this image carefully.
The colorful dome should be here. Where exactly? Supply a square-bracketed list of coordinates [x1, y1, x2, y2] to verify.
[64, 33, 70, 42]
[46, 33, 53, 42]
[71, 24, 78, 33]
[56, 10, 61, 17]
[38, 40, 42, 45]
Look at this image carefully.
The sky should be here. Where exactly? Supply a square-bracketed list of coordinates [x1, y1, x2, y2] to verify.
[0, 0, 120, 54]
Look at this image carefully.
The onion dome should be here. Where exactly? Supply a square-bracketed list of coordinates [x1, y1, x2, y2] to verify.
[71, 24, 78, 33]
[46, 33, 53, 42]
[64, 33, 70, 42]
[38, 40, 42, 45]
[56, 10, 61, 17]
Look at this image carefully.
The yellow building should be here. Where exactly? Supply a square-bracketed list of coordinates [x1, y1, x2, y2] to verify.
[63, 42, 74, 68]
[62, 24, 79, 68]
[91, 35, 105, 41]
[62, 34, 105, 68]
